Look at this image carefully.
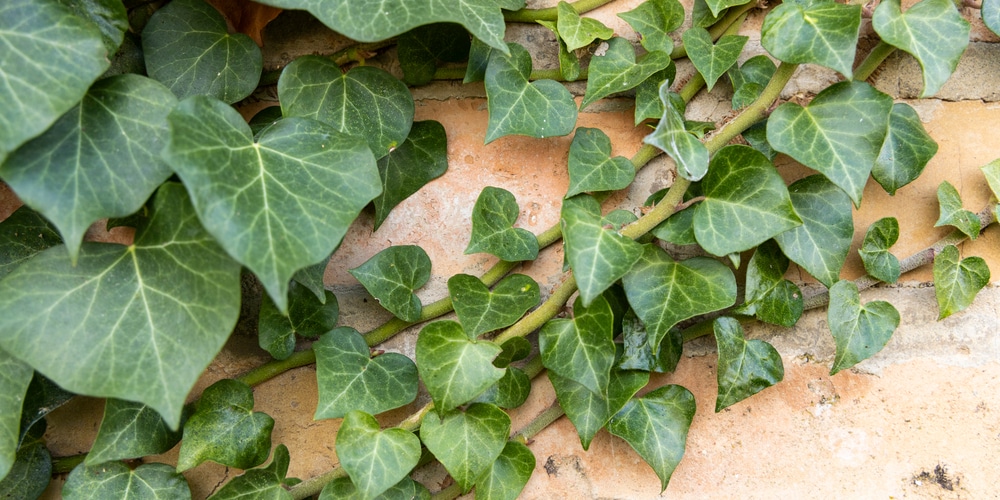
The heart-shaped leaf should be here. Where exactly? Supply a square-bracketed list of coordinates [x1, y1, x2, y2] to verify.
[859, 217, 901, 284]
[0, 206, 62, 280]
[320, 477, 429, 500]
[934, 181, 981, 239]
[761, 0, 861, 78]
[828, 280, 900, 375]
[713, 317, 784, 411]
[556, 1, 613, 51]
[420, 403, 510, 492]
[177, 379, 273, 471]
[471, 367, 531, 409]
[693, 145, 801, 256]
[87, 399, 185, 465]
[682, 28, 748, 91]
[634, 67, 677, 125]
[0, 352, 32, 479]
[484, 43, 577, 143]
[165, 96, 380, 313]
[397, 24, 471, 86]
[607, 385, 695, 492]
[729, 55, 777, 109]
[142, 0, 262, 103]
[349, 245, 431, 322]
[643, 81, 709, 181]
[493, 337, 532, 368]
[550, 367, 649, 450]
[873, 103, 938, 195]
[619, 309, 683, 372]
[314, 327, 418, 419]
[734, 240, 803, 327]
[374, 120, 449, 230]
[415, 321, 504, 412]
[773, 175, 853, 288]
[933, 245, 990, 320]
[259, 282, 338, 360]
[449, 273, 540, 338]
[581, 37, 672, 110]
[562, 195, 645, 306]
[473, 441, 535, 500]
[0, 184, 240, 428]
[208, 445, 294, 500]
[985, 0, 1000, 37]
[0, 436, 50, 500]
[336, 411, 422, 500]
[540, 295, 616, 396]
[873, 0, 970, 97]
[618, 0, 685, 53]
[566, 128, 636, 197]
[63, 462, 191, 499]
[767, 81, 893, 206]
[278, 59, 414, 158]
[465, 187, 539, 262]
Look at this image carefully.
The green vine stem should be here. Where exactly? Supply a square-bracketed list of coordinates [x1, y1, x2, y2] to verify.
[853, 41, 897, 81]
[503, 0, 617, 22]
[671, 2, 756, 59]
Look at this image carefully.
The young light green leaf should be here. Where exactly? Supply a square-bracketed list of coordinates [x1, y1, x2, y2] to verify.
[935, 181, 981, 239]
[87, 399, 185, 465]
[258, 282, 339, 360]
[643, 81, 709, 181]
[374, 120, 449, 230]
[693, 145, 801, 256]
[619, 309, 683, 372]
[278, 58, 415, 158]
[473, 441, 535, 500]
[0, 183, 240, 429]
[398, 24, 471, 86]
[828, 280, 900, 375]
[734, 241, 803, 327]
[633, 67, 677, 125]
[320, 477, 429, 500]
[415, 321, 505, 412]
[713, 317, 784, 411]
[337, 411, 422, 500]
[449, 273, 540, 338]
[933, 245, 990, 320]
[142, 0, 262, 103]
[0, 74, 176, 263]
[314, 327, 418, 420]
[859, 217, 901, 284]
[607, 385, 696, 492]
[207, 444, 294, 500]
[682, 28, 748, 91]
[566, 128, 636, 197]
[465, 187, 539, 262]
[873, 0, 970, 97]
[873, 103, 938, 195]
[767, 81, 893, 206]
[581, 37, 672, 111]
[539, 295, 616, 396]
[985, 0, 1000, 37]
[63, 462, 191, 499]
[562, 195, 644, 306]
[556, 1, 613, 51]
[349, 245, 430, 322]
[177, 379, 274, 472]
[420, 403, 510, 492]
[0, 206, 62, 281]
[484, 43, 577, 143]
[0, 352, 32, 479]
[729, 55, 777, 109]
[773, 175, 853, 288]
[549, 367, 649, 450]
[618, 0, 685, 53]
[761, 0, 861, 78]
[538, 20, 583, 81]
[0, 438, 50, 500]
[471, 367, 531, 409]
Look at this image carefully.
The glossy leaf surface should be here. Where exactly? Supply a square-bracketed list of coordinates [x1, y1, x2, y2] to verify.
[415, 321, 504, 412]
[538, 20, 582, 81]
[633, 67, 677, 124]
[713, 317, 784, 411]
[539, 295, 616, 396]
[556, 1, 613, 51]
[734, 241, 803, 327]
[259, 283, 338, 360]
[449, 273, 540, 338]
[705, 0, 752, 16]
[63, 462, 191, 499]
[0, 352, 31, 479]
[644, 82, 709, 181]
[87, 399, 184, 465]
[320, 477, 429, 500]
[0, 437, 50, 500]
[0, 206, 62, 280]
[618, 0, 685, 53]
[859, 217, 901, 284]
[472, 367, 530, 409]
[566, 128, 636, 197]
[177, 379, 274, 471]
[619, 310, 683, 372]
[485, 43, 577, 142]
[207, 445, 294, 500]
[682, 28, 748, 91]
[828, 280, 900, 375]
[337, 411, 422, 500]
[773, 175, 853, 288]
[397, 24, 471, 86]
[420, 403, 510, 492]
[550, 367, 648, 450]
[761, 0, 861, 77]
[63, 0, 128, 53]
[465, 187, 539, 262]
[349, 245, 431, 322]
[374, 120, 449, 230]
[934, 181, 980, 239]
[582, 37, 672, 110]
[933, 245, 990, 320]
[473, 441, 535, 500]
[561, 195, 644, 306]
[873, 103, 938, 195]
[728, 55, 776, 109]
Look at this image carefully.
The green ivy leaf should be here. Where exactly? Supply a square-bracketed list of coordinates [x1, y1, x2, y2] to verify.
[314, 327, 418, 420]
[873, 103, 938, 195]
[704, 0, 752, 17]
[0, 437, 50, 499]
[349, 245, 430, 322]
[643, 81, 709, 181]
[142, 0, 262, 103]
[0, 0, 109, 164]
[983, 159, 1000, 221]
[934, 181, 981, 239]
[279, 59, 415, 158]
[581, 37, 672, 111]
[398, 24, 471, 86]
[177, 379, 274, 471]
[859, 217, 901, 284]
[618, 0, 685, 53]
[374, 121, 449, 230]
[62, 0, 127, 54]
[63, 462, 191, 499]
[828, 280, 900, 375]
[540, 295, 616, 396]
[741, 121, 777, 160]
[292, 258, 329, 304]
[633, 67, 677, 125]
[16, 374, 73, 447]
[693, 0, 725, 28]
[86, 399, 185, 465]
[165, 96, 380, 313]
[734, 240, 803, 327]
[607, 385, 695, 492]
[258, 282, 339, 360]
[773, 175, 853, 288]
[767, 81, 893, 206]
[416, 321, 504, 412]
[473, 441, 534, 500]
[728, 55, 776, 109]
[761, 0, 861, 78]
[562, 195, 644, 306]
[682, 28, 748, 91]
[713, 317, 784, 411]
[464, 37, 493, 84]
[449, 273, 540, 338]
[556, 1, 613, 51]
[873, 0, 969, 97]
[537, 20, 582, 82]
[566, 128, 636, 197]
[549, 366, 648, 450]
[207, 445, 294, 500]
[933, 245, 990, 320]
[0, 206, 61, 282]
[249, 106, 284, 137]
[493, 337, 532, 368]
[985, 0, 1000, 37]
[0, 352, 31, 479]
[650, 205, 696, 246]
[471, 367, 530, 409]
[336, 411, 422, 500]
[466, 186, 539, 262]
[619, 309, 683, 372]
[693, 145, 801, 256]
[484, 43, 578, 142]
[0, 183, 240, 428]
[420, 403, 510, 492]
[320, 477, 429, 500]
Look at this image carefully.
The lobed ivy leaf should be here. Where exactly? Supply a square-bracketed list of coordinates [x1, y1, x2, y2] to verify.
[933, 245, 990, 320]
[0, 352, 32, 479]
[859, 217, 901, 284]
[207, 444, 294, 500]
[0, 206, 61, 282]
[0, 436, 50, 499]
[336, 411, 422, 500]
[713, 317, 784, 411]
[349, 245, 430, 322]
[374, 120, 449, 230]
[539, 295, 616, 396]
[873, 103, 938, 195]
[87, 399, 185, 466]
[561, 195, 644, 306]
[682, 28, 748, 91]
[165, 96, 380, 313]
[581, 37, 672, 111]
[398, 24, 471, 86]
[63, 462, 191, 499]
[0, 183, 241, 429]
[556, 1, 613, 51]
[734, 240, 803, 327]
[177, 379, 274, 472]
[471, 367, 531, 409]
[619, 309, 683, 372]
[828, 280, 900, 375]
[420, 403, 510, 492]
[278, 58, 415, 158]
[293, 258, 329, 304]
[473, 441, 535, 500]
[314, 327, 418, 420]
[538, 20, 583, 81]
[449, 273, 540, 338]
[493, 337, 532, 368]
[464, 37, 494, 84]
[985, 0, 1000, 37]
[321, 477, 429, 500]
[142, 0, 262, 103]
[934, 181, 980, 239]
[729, 55, 776, 109]
[566, 128, 636, 197]
[873, 0, 970, 97]
[258, 282, 339, 360]
[633, 67, 677, 125]
[644, 81, 709, 181]
[484, 43, 578, 143]
[415, 321, 504, 412]
[63, 0, 128, 54]
[466, 186, 539, 262]
[761, 0, 861, 78]
[607, 385, 696, 492]
[550, 366, 649, 450]
[618, 0, 685, 53]
[773, 175, 853, 288]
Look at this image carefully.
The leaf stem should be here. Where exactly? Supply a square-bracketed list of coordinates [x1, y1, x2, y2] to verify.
[503, 0, 617, 22]
[237, 349, 316, 387]
[853, 41, 896, 81]
[512, 402, 565, 443]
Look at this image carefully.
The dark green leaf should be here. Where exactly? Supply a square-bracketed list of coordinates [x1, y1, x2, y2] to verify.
[550, 366, 648, 450]
[693, 0, 725, 28]
[17, 374, 73, 446]
[933, 245, 990, 320]
[0, 438, 50, 499]
[859, 217, 901, 284]
[471, 367, 530, 409]
[643, 81, 709, 181]
[473, 441, 534, 500]
[873, 103, 938, 195]
[633, 66, 677, 125]
[556, 1, 613, 51]
[398, 24, 471, 86]
[207, 445, 294, 500]
[0, 206, 61, 281]
[566, 128, 636, 197]
[449, 273, 539, 338]
[374, 121, 449, 230]
[828, 280, 900, 375]
[985, 0, 1000, 37]
[62, 0, 128, 53]
[420, 403, 510, 492]
[935, 181, 980, 239]
[349, 246, 430, 322]
[0, 352, 31, 479]
[337, 411, 422, 500]
[293, 258, 329, 304]
[539, 295, 616, 396]
[415, 321, 504, 412]
[773, 175, 853, 288]
[250, 106, 284, 137]
[619, 309, 683, 372]
[682, 28, 748, 91]
[466, 186, 539, 262]
[734, 240, 803, 327]
[464, 37, 493, 83]
[684, 120, 716, 138]
[177, 379, 274, 471]
[761, 0, 861, 78]
[258, 282, 339, 360]
[493, 337, 532, 368]
[63, 462, 191, 499]
[582, 37, 672, 111]
[705, 0, 752, 17]
[314, 327, 418, 419]
[484, 43, 577, 142]
[713, 317, 784, 411]
[320, 477, 429, 500]
[87, 399, 185, 465]
[650, 205, 696, 246]
[561, 195, 644, 306]
[618, 0, 685, 53]
[729, 55, 776, 109]
[741, 121, 776, 160]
